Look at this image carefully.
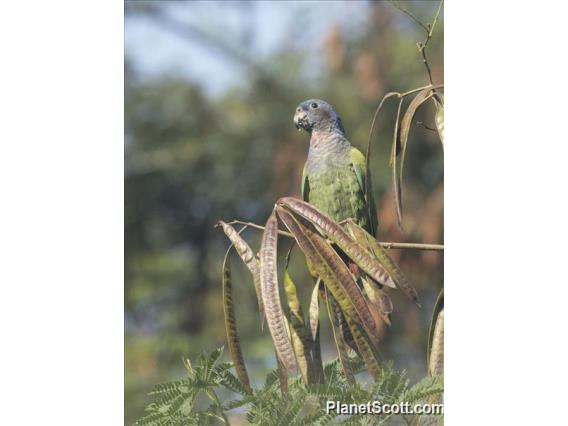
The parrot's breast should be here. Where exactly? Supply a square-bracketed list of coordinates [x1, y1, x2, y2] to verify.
[306, 165, 371, 233]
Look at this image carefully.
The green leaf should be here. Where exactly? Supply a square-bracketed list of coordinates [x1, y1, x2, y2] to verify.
[150, 379, 190, 395]
[218, 369, 252, 396]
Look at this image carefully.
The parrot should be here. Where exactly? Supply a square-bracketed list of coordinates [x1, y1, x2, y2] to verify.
[293, 99, 377, 236]
[293, 99, 390, 346]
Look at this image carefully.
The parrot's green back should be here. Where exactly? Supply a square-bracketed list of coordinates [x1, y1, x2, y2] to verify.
[302, 147, 378, 237]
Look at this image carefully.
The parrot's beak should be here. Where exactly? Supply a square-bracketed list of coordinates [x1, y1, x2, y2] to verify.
[294, 109, 309, 131]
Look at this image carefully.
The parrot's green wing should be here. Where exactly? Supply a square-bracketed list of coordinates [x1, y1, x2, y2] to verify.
[350, 147, 378, 237]
[301, 165, 310, 201]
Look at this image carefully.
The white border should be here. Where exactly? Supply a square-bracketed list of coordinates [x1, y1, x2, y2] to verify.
[0, 1, 124, 424]
[446, 1, 568, 424]
[1, 1, 568, 424]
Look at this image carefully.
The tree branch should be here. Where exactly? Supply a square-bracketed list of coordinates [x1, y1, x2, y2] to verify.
[388, 1, 429, 32]
[389, 0, 444, 103]
[219, 220, 443, 251]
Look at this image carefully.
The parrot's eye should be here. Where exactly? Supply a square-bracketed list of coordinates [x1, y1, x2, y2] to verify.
[310, 102, 318, 109]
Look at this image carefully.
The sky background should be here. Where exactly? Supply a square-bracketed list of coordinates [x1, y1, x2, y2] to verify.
[125, 1, 417, 96]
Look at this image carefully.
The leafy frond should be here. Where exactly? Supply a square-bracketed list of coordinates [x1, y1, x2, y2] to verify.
[149, 378, 190, 395]
[217, 368, 251, 396]
[137, 347, 444, 425]
[402, 375, 444, 403]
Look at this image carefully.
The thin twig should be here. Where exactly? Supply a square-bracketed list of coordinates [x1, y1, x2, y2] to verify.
[390, 0, 444, 102]
[419, 42, 435, 88]
[422, 0, 443, 100]
[222, 220, 294, 238]
[222, 220, 443, 251]
[429, 0, 444, 39]
[401, 84, 444, 98]
[379, 242, 443, 251]
[388, 1, 429, 32]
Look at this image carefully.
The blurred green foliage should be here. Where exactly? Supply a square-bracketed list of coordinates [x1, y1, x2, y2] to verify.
[125, 1, 443, 423]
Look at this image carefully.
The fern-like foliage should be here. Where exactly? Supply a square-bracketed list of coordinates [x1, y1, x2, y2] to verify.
[136, 347, 443, 426]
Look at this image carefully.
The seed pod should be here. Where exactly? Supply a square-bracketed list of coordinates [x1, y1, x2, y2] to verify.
[435, 100, 444, 145]
[428, 288, 444, 377]
[278, 198, 396, 289]
[259, 212, 297, 373]
[326, 294, 356, 385]
[283, 270, 311, 384]
[346, 220, 420, 307]
[308, 280, 320, 341]
[276, 206, 378, 343]
[222, 248, 252, 393]
[218, 221, 264, 325]
[429, 309, 444, 377]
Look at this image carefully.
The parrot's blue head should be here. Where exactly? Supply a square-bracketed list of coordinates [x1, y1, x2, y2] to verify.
[294, 99, 346, 135]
